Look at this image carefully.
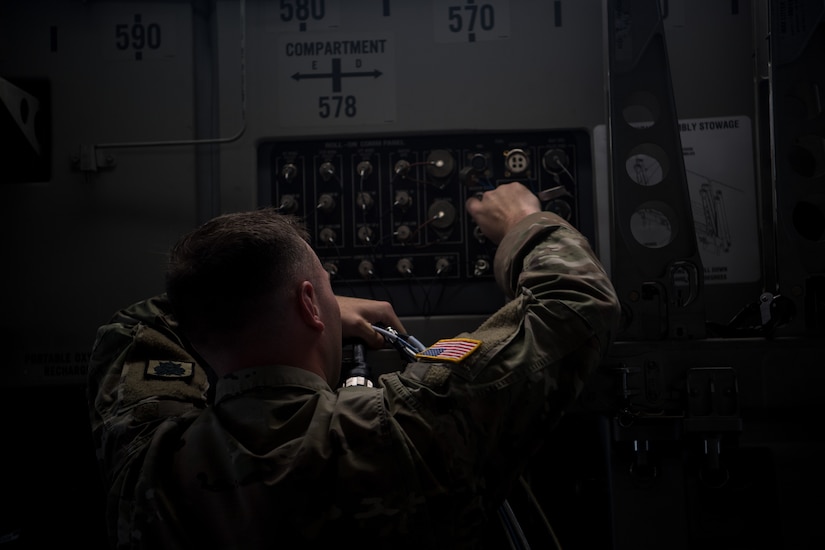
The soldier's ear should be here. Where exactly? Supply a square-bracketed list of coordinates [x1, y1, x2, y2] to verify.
[297, 280, 325, 332]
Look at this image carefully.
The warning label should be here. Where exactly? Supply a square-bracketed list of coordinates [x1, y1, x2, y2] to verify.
[0, 349, 93, 387]
[680, 115, 760, 285]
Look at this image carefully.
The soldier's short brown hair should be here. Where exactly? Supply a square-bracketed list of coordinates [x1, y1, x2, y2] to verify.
[166, 208, 311, 342]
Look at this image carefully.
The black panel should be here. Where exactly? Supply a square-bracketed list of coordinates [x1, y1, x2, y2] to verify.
[258, 129, 594, 317]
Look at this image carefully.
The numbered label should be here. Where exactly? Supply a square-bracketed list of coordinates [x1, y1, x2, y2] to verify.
[319, 95, 357, 118]
[434, 0, 511, 43]
[448, 3, 496, 33]
[279, 0, 327, 23]
[103, 13, 177, 61]
[115, 20, 161, 52]
[267, 0, 341, 32]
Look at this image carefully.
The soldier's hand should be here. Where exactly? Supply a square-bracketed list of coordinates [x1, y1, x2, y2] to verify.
[336, 296, 406, 349]
[465, 182, 541, 245]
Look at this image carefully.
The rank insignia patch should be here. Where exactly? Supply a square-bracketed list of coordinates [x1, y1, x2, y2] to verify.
[145, 360, 194, 380]
[415, 338, 482, 363]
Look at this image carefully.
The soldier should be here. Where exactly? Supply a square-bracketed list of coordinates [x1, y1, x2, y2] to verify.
[88, 182, 620, 549]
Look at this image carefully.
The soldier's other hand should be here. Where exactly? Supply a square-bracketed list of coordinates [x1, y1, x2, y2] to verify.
[465, 182, 541, 245]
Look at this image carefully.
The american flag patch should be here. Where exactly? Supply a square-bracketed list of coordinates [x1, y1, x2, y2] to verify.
[415, 338, 482, 363]
[145, 360, 194, 380]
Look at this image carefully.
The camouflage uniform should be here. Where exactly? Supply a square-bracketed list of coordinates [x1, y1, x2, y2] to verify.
[88, 211, 620, 549]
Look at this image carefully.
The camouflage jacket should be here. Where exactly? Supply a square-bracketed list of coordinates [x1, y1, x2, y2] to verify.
[88, 211, 620, 549]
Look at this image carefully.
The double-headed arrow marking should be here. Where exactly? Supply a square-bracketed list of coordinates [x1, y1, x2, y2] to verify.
[291, 58, 382, 93]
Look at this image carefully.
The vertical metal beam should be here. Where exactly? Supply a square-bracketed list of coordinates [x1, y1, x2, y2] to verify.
[605, 0, 707, 340]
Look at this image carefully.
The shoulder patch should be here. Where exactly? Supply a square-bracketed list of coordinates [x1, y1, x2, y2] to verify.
[145, 359, 195, 380]
[415, 338, 482, 363]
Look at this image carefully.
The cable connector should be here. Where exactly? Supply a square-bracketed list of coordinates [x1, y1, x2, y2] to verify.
[341, 342, 373, 387]
[372, 325, 426, 361]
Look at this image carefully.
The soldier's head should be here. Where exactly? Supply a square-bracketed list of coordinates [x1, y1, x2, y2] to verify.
[166, 208, 342, 382]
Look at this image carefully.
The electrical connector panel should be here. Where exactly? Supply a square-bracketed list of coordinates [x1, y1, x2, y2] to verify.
[258, 130, 593, 316]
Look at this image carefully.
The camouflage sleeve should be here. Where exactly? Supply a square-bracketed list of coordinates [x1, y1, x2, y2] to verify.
[493, 211, 620, 350]
[87, 295, 211, 548]
[456, 211, 619, 385]
[384, 211, 620, 515]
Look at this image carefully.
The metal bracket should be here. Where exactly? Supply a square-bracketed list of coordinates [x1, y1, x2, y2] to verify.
[71, 145, 117, 173]
[684, 367, 742, 434]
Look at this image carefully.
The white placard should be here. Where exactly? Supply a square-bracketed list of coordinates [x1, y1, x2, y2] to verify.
[681, 115, 760, 285]
[432, 0, 511, 43]
[276, 33, 396, 127]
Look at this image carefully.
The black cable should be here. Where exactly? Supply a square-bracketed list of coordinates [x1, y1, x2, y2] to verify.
[498, 499, 531, 550]
[340, 342, 373, 388]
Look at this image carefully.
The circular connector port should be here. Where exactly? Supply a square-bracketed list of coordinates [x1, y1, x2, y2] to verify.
[473, 258, 491, 277]
[358, 260, 375, 279]
[426, 150, 455, 179]
[394, 191, 412, 209]
[504, 148, 530, 175]
[470, 153, 487, 171]
[356, 191, 374, 210]
[281, 163, 298, 182]
[356, 160, 373, 178]
[396, 258, 413, 276]
[395, 224, 412, 242]
[435, 258, 452, 276]
[542, 148, 570, 174]
[319, 161, 336, 181]
[394, 159, 411, 177]
[357, 225, 374, 243]
[316, 194, 336, 212]
[427, 200, 457, 230]
[278, 194, 299, 213]
[318, 227, 337, 245]
[318, 162, 335, 181]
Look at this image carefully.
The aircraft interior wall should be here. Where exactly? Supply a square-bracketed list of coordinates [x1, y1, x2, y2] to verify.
[1, 0, 823, 548]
